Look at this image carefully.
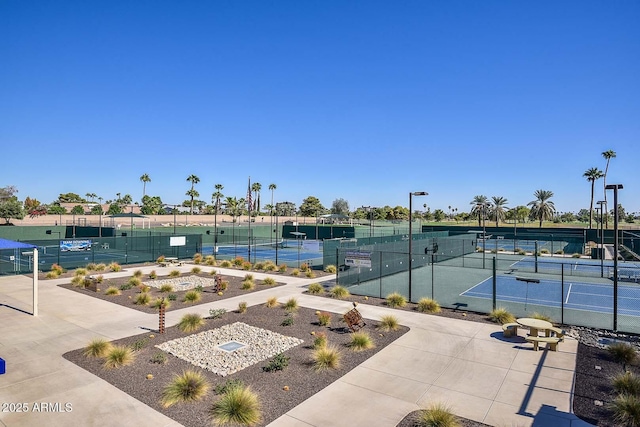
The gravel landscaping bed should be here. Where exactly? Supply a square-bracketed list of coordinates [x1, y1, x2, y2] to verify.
[63, 303, 409, 427]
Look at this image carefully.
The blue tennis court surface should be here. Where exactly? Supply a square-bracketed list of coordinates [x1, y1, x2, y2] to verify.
[509, 256, 640, 278]
[461, 275, 640, 316]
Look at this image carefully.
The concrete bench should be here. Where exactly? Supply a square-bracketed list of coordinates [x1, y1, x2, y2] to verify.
[545, 326, 566, 341]
[502, 322, 520, 338]
[526, 336, 561, 351]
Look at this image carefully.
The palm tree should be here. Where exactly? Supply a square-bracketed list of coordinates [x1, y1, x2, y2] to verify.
[491, 196, 509, 227]
[268, 184, 277, 214]
[251, 182, 262, 212]
[186, 175, 200, 215]
[212, 184, 224, 214]
[470, 195, 489, 227]
[584, 167, 604, 229]
[140, 173, 151, 198]
[602, 150, 616, 228]
[527, 190, 556, 227]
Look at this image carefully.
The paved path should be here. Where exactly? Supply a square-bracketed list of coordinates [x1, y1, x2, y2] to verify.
[0, 264, 593, 427]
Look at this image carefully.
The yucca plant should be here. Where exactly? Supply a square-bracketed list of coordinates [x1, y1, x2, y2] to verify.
[608, 342, 638, 370]
[417, 298, 441, 314]
[177, 313, 205, 333]
[210, 385, 262, 427]
[329, 285, 350, 299]
[348, 331, 375, 352]
[265, 297, 279, 308]
[103, 345, 135, 369]
[307, 283, 324, 294]
[377, 315, 400, 331]
[183, 290, 202, 303]
[169, 270, 181, 278]
[161, 370, 210, 408]
[418, 402, 460, 427]
[386, 292, 407, 308]
[610, 393, 640, 427]
[160, 284, 174, 293]
[324, 265, 337, 273]
[83, 338, 113, 358]
[313, 345, 342, 371]
[238, 301, 248, 313]
[262, 277, 276, 286]
[104, 286, 121, 296]
[489, 307, 515, 325]
[613, 371, 640, 396]
[283, 298, 298, 312]
[134, 292, 151, 306]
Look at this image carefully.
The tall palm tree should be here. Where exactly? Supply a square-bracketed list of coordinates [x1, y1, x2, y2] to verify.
[601, 150, 616, 228]
[269, 183, 277, 216]
[491, 196, 508, 227]
[251, 182, 262, 212]
[140, 173, 151, 198]
[186, 175, 200, 215]
[212, 184, 224, 214]
[470, 195, 489, 227]
[527, 190, 556, 227]
[584, 167, 604, 229]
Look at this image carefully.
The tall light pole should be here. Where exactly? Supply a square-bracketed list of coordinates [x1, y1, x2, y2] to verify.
[605, 184, 623, 331]
[409, 191, 428, 303]
[597, 200, 606, 277]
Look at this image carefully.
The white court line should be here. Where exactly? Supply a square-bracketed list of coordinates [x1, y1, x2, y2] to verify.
[565, 283, 572, 304]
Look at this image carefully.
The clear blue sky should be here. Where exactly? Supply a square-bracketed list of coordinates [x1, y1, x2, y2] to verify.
[1, 1, 638, 214]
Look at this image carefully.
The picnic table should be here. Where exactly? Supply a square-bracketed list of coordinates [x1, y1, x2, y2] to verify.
[516, 318, 552, 337]
[159, 257, 183, 267]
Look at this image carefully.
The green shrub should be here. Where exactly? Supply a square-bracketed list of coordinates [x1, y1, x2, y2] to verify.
[133, 270, 143, 278]
[386, 292, 407, 308]
[241, 279, 255, 290]
[220, 260, 233, 268]
[134, 292, 151, 305]
[232, 256, 245, 267]
[209, 385, 262, 427]
[377, 315, 399, 331]
[131, 338, 148, 351]
[127, 277, 142, 288]
[613, 372, 640, 396]
[281, 315, 294, 326]
[313, 332, 328, 349]
[183, 290, 202, 303]
[262, 353, 290, 372]
[214, 379, 245, 395]
[75, 268, 88, 276]
[307, 283, 324, 294]
[160, 284, 174, 293]
[329, 285, 350, 299]
[316, 311, 332, 326]
[208, 308, 227, 319]
[148, 270, 157, 279]
[161, 370, 210, 408]
[238, 301, 248, 313]
[150, 352, 167, 364]
[169, 270, 181, 278]
[195, 285, 203, 293]
[489, 307, 515, 325]
[324, 264, 337, 273]
[313, 345, 342, 370]
[94, 263, 107, 271]
[177, 313, 205, 333]
[609, 342, 638, 368]
[283, 298, 298, 312]
[83, 338, 112, 358]
[119, 283, 133, 291]
[348, 331, 375, 352]
[417, 298, 441, 313]
[262, 277, 276, 286]
[71, 275, 84, 287]
[105, 286, 121, 296]
[191, 266, 202, 274]
[168, 294, 177, 301]
[418, 402, 460, 427]
[264, 262, 277, 271]
[45, 271, 59, 279]
[265, 297, 279, 308]
[103, 345, 135, 369]
[610, 393, 640, 427]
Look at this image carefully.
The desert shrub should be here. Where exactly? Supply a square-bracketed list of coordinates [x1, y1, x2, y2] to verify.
[417, 298, 441, 314]
[316, 311, 332, 326]
[127, 277, 142, 287]
[191, 266, 202, 274]
[532, 312, 552, 322]
[307, 283, 324, 294]
[209, 385, 262, 427]
[262, 277, 276, 286]
[313, 332, 328, 349]
[177, 313, 205, 333]
[281, 315, 294, 326]
[161, 370, 210, 408]
[151, 297, 171, 309]
[329, 285, 350, 299]
[168, 294, 177, 301]
[313, 345, 341, 370]
[193, 253, 203, 264]
[263, 353, 290, 372]
[386, 292, 407, 308]
[86, 262, 97, 271]
[555, 249, 564, 255]
[108, 262, 121, 272]
[218, 280, 229, 291]
[348, 331, 375, 351]
[205, 255, 216, 266]
[609, 342, 638, 368]
[572, 253, 582, 258]
[241, 279, 255, 290]
[613, 372, 640, 396]
[305, 270, 316, 278]
[83, 338, 112, 358]
[45, 271, 59, 279]
[195, 285, 203, 293]
[105, 286, 121, 296]
[138, 285, 151, 293]
[157, 255, 166, 263]
[378, 315, 400, 331]
[241, 261, 252, 270]
[133, 270, 143, 278]
[238, 301, 248, 313]
[70, 275, 84, 287]
[119, 283, 133, 291]
[283, 298, 298, 312]
[183, 290, 202, 303]
[208, 308, 227, 319]
[253, 262, 265, 271]
[232, 256, 245, 267]
[418, 403, 460, 427]
[264, 262, 277, 272]
[299, 263, 309, 272]
[134, 293, 151, 305]
[75, 268, 88, 276]
[324, 264, 337, 274]
[265, 297, 278, 308]
[244, 273, 254, 281]
[610, 393, 640, 427]
[148, 270, 157, 279]
[291, 268, 301, 276]
[94, 275, 104, 283]
[214, 379, 245, 395]
[160, 284, 174, 293]
[540, 248, 550, 254]
[150, 351, 168, 364]
[489, 307, 515, 325]
[103, 345, 135, 369]
[131, 338, 148, 351]
[169, 270, 181, 278]
[209, 269, 218, 276]
[51, 263, 64, 275]
[94, 263, 107, 271]
[278, 264, 287, 273]
[220, 260, 233, 268]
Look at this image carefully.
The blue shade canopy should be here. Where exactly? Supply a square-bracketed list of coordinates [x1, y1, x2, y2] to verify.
[0, 238, 37, 250]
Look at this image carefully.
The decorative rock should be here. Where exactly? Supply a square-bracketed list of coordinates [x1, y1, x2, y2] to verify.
[146, 374, 153, 380]
[594, 400, 603, 406]
[283, 386, 289, 391]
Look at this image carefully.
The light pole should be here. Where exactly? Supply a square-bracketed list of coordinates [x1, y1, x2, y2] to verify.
[597, 200, 606, 277]
[409, 191, 428, 302]
[605, 184, 623, 331]
[477, 203, 487, 268]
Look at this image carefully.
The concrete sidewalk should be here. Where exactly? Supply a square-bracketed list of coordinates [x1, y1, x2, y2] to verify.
[0, 266, 592, 427]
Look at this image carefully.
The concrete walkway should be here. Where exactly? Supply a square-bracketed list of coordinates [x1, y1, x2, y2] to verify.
[0, 264, 593, 427]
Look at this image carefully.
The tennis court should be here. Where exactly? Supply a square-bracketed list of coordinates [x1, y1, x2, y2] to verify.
[201, 239, 324, 266]
[508, 256, 640, 280]
[461, 275, 640, 316]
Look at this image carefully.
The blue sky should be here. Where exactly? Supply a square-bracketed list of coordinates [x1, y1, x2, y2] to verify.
[1, 1, 638, 214]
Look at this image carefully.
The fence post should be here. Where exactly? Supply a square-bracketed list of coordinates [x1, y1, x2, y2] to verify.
[492, 257, 496, 310]
[561, 263, 564, 325]
[534, 241, 539, 273]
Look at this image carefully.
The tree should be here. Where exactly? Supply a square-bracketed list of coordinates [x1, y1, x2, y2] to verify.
[140, 173, 151, 198]
[299, 196, 325, 217]
[268, 184, 277, 216]
[583, 167, 604, 229]
[90, 204, 104, 215]
[85, 193, 97, 202]
[29, 205, 48, 218]
[470, 195, 489, 227]
[106, 203, 123, 215]
[71, 205, 85, 215]
[212, 184, 224, 215]
[601, 150, 616, 227]
[47, 204, 67, 215]
[276, 201, 296, 217]
[0, 199, 24, 223]
[0, 185, 18, 200]
[527, 190, 556, 227]
[251, 182, 262, 212]
[331, 198, 349, 216]
[141, 195, 164, 215]
[23, 197, 40, 212]
[186, 175, 200, 215]
[491, 196, 508, 227]
[433, 209, 446, 222]
[58, 193, 86, 203]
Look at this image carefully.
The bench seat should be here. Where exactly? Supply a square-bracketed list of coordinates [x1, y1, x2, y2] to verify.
[526, 336, 561, 351]
[545, 326, 566, 341]
[502, 322, 520, 338]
